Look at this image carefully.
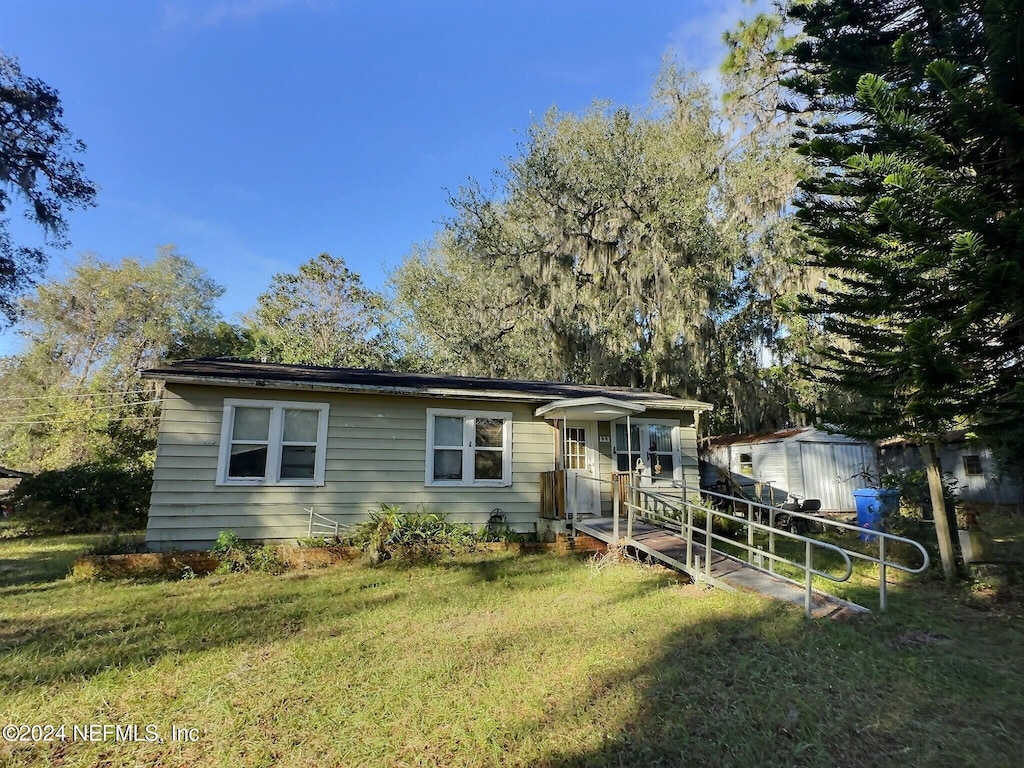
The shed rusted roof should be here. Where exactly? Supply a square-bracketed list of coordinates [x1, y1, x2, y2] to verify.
[703, 428, 809, 448]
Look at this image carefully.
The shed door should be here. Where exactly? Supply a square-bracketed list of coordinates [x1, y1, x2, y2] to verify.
[800, 442, 866, 513]
[833, 444, 869, 512]
[755, 444, 788, 505]
[800, 442, 840, 511]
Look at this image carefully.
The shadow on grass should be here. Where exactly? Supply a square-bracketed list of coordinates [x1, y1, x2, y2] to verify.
[4, 541, 1023, 766]
[0, 579, 403, 691]
[436, 551, 580, 586]
[0, 534, 105, 590]
[530, 592, 1019, 767]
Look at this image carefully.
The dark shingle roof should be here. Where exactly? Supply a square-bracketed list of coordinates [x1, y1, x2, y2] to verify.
[142, 358, 711, 410]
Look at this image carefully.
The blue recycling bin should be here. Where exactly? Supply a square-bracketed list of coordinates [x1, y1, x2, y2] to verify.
[853, 488, 900, 542]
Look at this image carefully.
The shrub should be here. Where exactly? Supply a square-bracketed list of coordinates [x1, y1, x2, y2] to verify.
[211, 530, 287, 575]
[249, 544, 289, 575]
[476, 521, 526, 543]
[350, 505, 476, 563]
[6, 463, 152, 534]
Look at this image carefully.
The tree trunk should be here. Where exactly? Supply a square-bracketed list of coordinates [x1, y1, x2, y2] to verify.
[924, 441, 957, 583]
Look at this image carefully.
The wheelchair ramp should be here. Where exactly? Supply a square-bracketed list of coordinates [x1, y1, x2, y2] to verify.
[575, 517, 869, 620]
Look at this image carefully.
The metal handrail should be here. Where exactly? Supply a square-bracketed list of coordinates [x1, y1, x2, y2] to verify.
[627, 485, 854, 617]
[566, 472, 621, 539]
[564, 473, 928, 614]
[306, 506, 340, 539]
[669, 482, 931, 611]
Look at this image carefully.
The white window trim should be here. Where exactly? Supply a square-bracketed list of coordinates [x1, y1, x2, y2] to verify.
[216, 398, 330, 487]
[425, 408, 513, 487]
[612, 417, 682, 484]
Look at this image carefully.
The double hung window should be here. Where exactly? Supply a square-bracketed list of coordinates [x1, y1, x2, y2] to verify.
[426, 409, 511, 486]
[217, 399, 329, 486]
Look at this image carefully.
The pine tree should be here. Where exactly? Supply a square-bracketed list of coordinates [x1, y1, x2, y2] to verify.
[786, 0, 1024, 579]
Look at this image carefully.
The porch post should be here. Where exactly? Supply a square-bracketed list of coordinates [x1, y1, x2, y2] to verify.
[613, 473, 620, 542]
[625, 414, 633, 472]
[555, 418, 564, 471]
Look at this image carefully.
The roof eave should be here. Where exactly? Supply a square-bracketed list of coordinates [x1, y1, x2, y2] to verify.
[149, 372, 590, 404]
[145, 371, 713, 411]
[646, 399, 713, 412]
[534, 396, 648, 420]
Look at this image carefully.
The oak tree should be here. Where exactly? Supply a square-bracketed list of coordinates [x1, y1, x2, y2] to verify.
[0, 51, 96, 324]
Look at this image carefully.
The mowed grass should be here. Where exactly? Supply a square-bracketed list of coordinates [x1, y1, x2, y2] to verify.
[3, 536, 1024, 767]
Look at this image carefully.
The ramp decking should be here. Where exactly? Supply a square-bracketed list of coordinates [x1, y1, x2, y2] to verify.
[574, 517, 868, 619]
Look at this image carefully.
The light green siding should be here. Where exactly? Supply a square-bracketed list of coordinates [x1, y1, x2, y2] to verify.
[147, 384, 555, 550]
[146, 384, 708, 551]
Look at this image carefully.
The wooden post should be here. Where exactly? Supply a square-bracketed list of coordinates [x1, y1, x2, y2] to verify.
[924, 441, 957, 583]
[612, 474, 620, 542]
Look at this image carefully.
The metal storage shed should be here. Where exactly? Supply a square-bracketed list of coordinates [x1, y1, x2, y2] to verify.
[878, 432, 1023, 507]
[701, 427, 878, 513]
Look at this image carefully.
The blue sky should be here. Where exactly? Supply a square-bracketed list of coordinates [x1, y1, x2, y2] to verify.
[1, 0, 756, 354]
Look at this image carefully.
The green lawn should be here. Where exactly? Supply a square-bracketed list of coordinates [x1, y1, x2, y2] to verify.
[2, 535, 1024, 767]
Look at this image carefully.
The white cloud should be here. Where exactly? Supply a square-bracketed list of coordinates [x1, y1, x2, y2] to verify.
[664, 0, 769, 91]
[160, 0, 327, 32]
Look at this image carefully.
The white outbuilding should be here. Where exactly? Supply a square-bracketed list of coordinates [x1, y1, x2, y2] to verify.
[701, 427, 879, 513]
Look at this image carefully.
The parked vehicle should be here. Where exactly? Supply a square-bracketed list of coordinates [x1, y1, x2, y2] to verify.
[775, 494, 823, 534]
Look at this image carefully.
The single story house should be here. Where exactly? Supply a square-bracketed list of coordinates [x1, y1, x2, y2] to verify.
[878, 432, 1023, 507]
[0, 466, 28, 512]
[142, 359, 712, 551]
[700, 427, 878, 513]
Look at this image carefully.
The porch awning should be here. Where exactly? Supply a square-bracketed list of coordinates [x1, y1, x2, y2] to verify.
[534, 396, 646, 422]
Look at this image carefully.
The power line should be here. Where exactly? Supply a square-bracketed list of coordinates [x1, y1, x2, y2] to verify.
[0, 413, 160, 427]
[0, 389, 154, 403]
[0, 399, 163, 424]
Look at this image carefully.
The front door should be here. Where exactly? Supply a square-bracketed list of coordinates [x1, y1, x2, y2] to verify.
[564, 421, 600, 517]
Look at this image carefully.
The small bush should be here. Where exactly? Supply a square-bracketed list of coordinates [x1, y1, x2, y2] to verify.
[249, 544, 289, 575]
[211, 530, 287, 575]
[6, 463, 152, 534]
[211, 530, 242, 559]
[351, 505, 476, 563]
[476, 522, 526, 543]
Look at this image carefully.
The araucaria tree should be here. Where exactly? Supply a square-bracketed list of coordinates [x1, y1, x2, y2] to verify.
[0, 50, 96, 324]
[787, 0, 1024, 580]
